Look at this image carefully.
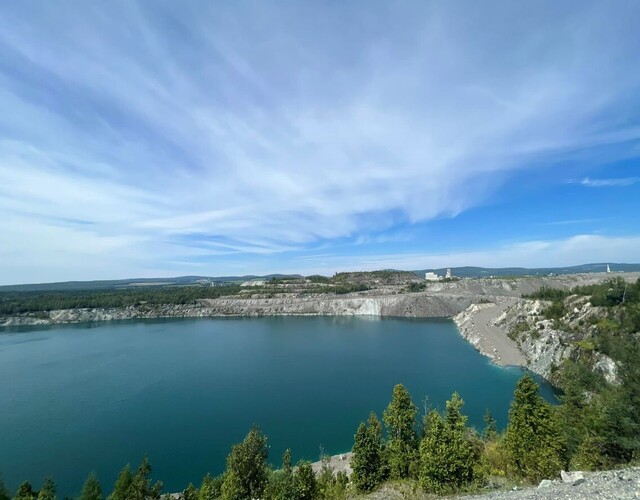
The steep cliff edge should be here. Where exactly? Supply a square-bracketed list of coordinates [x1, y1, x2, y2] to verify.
[495, 295, 618, 383]
[0, 292, 474, 327]
[454, 293, 620, 383]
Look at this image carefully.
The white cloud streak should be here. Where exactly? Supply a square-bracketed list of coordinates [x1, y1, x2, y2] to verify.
[581, 177, 640, 187]
[0, 1, 639, 283]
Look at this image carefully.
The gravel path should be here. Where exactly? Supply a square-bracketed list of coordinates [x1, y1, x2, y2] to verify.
[454, 299, 526, 367]
[465, 468, 640, 499]
[469, 299, 525, 367]
[359, 468, 640, 499]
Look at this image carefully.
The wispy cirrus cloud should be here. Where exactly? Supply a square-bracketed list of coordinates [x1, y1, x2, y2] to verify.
[0, 1, 640, 284]
[581, 177, 640, 187]
[537, 218, 607, 226]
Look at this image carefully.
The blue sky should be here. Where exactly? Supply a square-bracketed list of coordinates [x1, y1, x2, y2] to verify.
[1, 1, 640, 284]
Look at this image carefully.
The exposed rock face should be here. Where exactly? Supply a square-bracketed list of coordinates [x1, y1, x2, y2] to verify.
[0, 292, 473, 327]
[594, 353, 619, 385]
[207, 293, 473, 317]
[452, 290, 622, 383]
[4, 273, 637, 329]
[424, 273, 639, 297]
[493, 298, 576, 379]
[493, 296, 618, 383]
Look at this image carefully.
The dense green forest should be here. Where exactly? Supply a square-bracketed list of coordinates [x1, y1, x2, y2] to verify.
[0, 280, 371, 316]
[0, 286, 245, 316]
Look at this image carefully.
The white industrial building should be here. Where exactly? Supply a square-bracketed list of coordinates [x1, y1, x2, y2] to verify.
[425, 269, 454, 281]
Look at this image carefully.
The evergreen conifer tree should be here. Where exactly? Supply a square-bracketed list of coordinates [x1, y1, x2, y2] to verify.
[504, 375, 565, 482]
[108, 465, 132, 500]
[182, 483, 198, 500]
[293, 461, 316, 500]
[264, 449, 295, 500]
[419, 393, 478, 494]
[198, 474, 222, 500]
[80, 472, 103, 500]
[0, 475, 10, 500]
[383, 384, 419, 479]
[37, 477, 56, 500]
[128, 456, 162, 500]
[483, 409, 498, 441]
[351, 412, 386, 492]
[601, 342, 640, 461]
[221, 426, 269, 500]
[15, 481, 36, 500]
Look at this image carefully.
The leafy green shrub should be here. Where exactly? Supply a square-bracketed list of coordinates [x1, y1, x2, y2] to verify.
[543, 301, 566, 321]
[575, 339, 596, 351]
[523, 287, 570, 301]
[508, 322, 529, 342]
[481, 439, 508, 477]
[305, 275, 331, 284]
[407, 282, 426, 293]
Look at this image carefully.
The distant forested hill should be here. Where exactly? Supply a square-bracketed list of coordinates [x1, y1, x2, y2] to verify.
[2, 263, 639, 293]
[413, 263, 640, 278]
[0, 274, 302, 292]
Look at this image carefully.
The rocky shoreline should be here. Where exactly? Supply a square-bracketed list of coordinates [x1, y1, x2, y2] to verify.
[0, 292, 474, 327]
[3, 273, 638, 385]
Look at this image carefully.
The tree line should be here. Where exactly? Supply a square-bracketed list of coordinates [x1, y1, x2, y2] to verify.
[0, 286, 244, 315]
[0, 281, 372, 316]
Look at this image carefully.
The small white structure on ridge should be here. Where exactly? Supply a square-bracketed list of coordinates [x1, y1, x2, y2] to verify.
[445, 268, 452, 279]
[425, 272, 440, 281]
[606, 264, 611, 273]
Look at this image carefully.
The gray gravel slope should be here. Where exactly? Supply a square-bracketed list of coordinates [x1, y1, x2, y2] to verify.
[465, 468, 640, 500]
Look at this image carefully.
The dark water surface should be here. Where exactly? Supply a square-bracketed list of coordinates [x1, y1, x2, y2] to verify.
[0, 317, 555, 496]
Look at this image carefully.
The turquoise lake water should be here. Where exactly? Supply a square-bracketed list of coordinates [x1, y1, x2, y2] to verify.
[0, 317, 556, 496]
